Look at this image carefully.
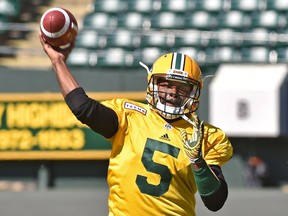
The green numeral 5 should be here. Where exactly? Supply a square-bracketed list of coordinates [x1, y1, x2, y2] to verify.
[136, 138, 180, 196]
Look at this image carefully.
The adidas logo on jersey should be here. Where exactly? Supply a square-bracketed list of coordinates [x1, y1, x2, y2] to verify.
[160, 133, 170, 141]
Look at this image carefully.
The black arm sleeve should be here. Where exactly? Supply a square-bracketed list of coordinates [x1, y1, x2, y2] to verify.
[200, 165, 228, 212]
[64, 87, 118, 138]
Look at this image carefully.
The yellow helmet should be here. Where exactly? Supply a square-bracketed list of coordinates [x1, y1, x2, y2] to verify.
[141, 52, 203, 120]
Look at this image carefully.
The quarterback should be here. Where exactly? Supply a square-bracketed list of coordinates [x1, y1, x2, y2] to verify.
[40, 33, 233, 215]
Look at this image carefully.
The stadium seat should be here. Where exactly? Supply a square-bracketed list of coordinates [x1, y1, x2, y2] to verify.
[160, 0, 194, 12]
[195, 0, 227, 12]
[127, 0, 159, 13]
[83, 13, 117, 30]
[0, 0, 21, 18]
[106, 29, 141, 49]
[62, 0, 288, 70]
[218, 11, 251, 30]
[251, 11, 286, 30]
[215, 46, 242, 63]
[75, 30, 107, 49]
[177, 47, 199, 60]
[266, 0, 288, 11]
[273, 29, 288, 48]
[185, 11, 218, 30]
[216, 28, 243, 47]
[140, 31, 174, 48]
[241, 46, 271, 63]
[90, 0, 128, 13]
[151, 12, 185, 29]
[95, 48, 135, 68]
[117, 12, 150, 29]
[67, 48, 97, 68]
[230, 0, 266, 11]
[242, 28, 271, 47]
[140, 47, 164, 66]
[175, 30, 209, 47]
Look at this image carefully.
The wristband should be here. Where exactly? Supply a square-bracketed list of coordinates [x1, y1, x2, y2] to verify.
[192, 161, 221, 197]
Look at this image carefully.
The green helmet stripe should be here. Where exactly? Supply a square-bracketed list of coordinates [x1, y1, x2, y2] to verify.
[172, 53, 184, 70]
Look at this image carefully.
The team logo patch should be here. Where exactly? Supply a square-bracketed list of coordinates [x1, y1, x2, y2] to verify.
[164, 123, 173, 130]
[124, 102, 147, 115]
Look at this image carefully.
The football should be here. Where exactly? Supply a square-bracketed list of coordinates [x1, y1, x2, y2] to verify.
[40, 7, 78, 48]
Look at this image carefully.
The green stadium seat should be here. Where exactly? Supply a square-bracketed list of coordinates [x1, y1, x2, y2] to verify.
[216, 29, 243, 47]
[215, 46, 242, 63]
[91, 0, 128, 13]
[69, 0, 288, 69]
[67, 48, 97, 68]
[242, 28, 271, 47]
[174, 30, 205, 47]
[127, 0, 159, 13]
[274, 29, 288, 48]
[140, 47, 164, 66]
[117, 12, 150, 29]
[251, 11, 286, 30]
[75, 30, 107, 49]
[218, 11, 251, 30]
[95, 48, 135, 68]
[177, 47, 199, 60]
[106, 29, 141, 49]
[83, 13, 117, 30]
[185, 11, 218, 30]
[241, 46, 271, 63]
[0, 0, 21, 18]
[151, 12, 185, 29]
[266, 0, 288, 11]
[195, 0, 227, 12]
[140, 31, 174, 48]
[160, 0, 194, 12]
[230, 0, 265, 11]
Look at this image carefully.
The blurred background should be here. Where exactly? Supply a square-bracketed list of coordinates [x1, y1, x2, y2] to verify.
[0, 0, 287, 215]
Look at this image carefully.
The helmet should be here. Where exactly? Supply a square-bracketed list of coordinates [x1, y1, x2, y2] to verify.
[144, 52, 202, 120]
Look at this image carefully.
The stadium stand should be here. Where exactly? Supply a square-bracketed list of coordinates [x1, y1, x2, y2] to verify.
[0, 0, 50, 48]
[66, 0, 288, 71]
[0, 0, 91, 68]
[1, 0, 288, 71]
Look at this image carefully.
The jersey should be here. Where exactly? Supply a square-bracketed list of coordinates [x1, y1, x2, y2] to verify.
[101, 98, 233, 216]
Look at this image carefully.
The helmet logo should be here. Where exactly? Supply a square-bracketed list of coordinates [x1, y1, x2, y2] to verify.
[168, 69, 188, 78]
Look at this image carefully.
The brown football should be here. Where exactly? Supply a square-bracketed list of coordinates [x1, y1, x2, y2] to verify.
[40, 7, 78, 48]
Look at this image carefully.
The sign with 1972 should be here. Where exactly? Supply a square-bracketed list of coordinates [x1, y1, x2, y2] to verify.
[0, 92, 145, 160]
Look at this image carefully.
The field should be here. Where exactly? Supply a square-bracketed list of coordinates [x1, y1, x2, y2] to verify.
[0, 183, 287, 216]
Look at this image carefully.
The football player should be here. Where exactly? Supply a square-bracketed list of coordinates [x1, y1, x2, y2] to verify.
[40, 33, 233, 216]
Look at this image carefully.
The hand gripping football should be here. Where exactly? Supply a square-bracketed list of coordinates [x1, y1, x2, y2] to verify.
[40, 7, 78, 48]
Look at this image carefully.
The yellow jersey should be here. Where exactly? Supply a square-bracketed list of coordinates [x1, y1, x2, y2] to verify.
[101, 98, 233, 216]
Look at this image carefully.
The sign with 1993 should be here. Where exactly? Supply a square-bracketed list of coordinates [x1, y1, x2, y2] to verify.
[0, 92, 145, 160]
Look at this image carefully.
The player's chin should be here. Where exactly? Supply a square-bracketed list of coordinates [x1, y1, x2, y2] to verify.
[166, 102, 176, 107]
[164, 101, 180, 107]
[160, 98, 178, 107]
